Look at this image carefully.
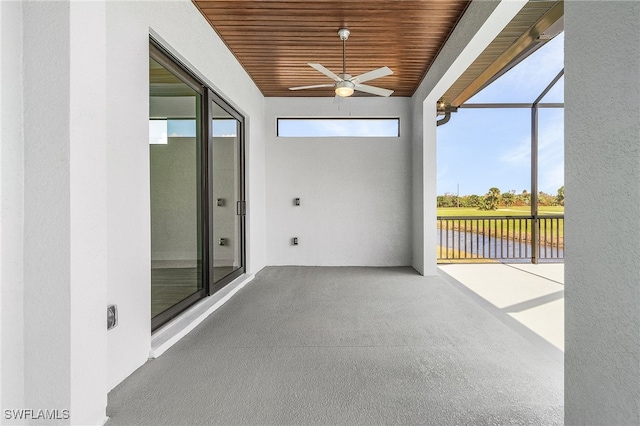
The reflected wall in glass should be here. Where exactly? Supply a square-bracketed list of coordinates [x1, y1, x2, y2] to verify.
[149, 55, 204, 322]
[211, 102, 242, 282]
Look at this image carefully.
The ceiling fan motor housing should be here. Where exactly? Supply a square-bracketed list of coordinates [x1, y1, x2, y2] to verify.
[335, 80, 355, 90]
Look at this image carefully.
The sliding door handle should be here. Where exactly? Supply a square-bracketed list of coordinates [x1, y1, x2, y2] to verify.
[236, 201, 246, 216]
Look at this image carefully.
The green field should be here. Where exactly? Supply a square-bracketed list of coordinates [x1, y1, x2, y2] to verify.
[437, 206, 564, 217]
[437, 206, 564, 246]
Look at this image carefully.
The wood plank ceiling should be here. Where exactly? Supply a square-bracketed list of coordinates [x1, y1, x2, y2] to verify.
[192, 0, 470, 97]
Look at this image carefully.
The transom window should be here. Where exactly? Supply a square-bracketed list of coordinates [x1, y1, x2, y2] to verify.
[277, 118, 400, 138]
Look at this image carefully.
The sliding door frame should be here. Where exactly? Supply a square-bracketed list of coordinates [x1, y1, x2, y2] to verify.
[150, 38, 246, 331]
[206, 88, 246, 296]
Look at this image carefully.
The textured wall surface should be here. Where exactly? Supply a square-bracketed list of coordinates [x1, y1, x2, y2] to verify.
[565, 2, 640, 424]
[265, 97, 412, 267]
[22, 4, 73, 417]
[411, 0, 525, 275]
[6, 2, 110, 424]
[4, 1, 267, 417]
[0, 0, 25, 414]
[105, 0, 266, 394]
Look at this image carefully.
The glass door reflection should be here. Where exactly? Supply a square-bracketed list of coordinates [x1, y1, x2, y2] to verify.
[149, 54, 205, 327]
[210, 100, 243, 283]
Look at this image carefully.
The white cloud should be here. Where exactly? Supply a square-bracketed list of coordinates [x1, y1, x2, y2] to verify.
[497, 110, 564, 194]
[499, 135, 530, 166]
[502, 33, 564, 92]
[538, 111, 564, 193]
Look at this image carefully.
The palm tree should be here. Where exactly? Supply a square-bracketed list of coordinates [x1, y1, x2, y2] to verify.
[556, 185, 565, 206]
[480, 187, 501, 210]
[502, 192, 515, 207]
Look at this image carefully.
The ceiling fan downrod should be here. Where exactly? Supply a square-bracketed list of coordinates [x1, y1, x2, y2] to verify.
[342, 38, 346, 75]
[338, 28, 350, 75]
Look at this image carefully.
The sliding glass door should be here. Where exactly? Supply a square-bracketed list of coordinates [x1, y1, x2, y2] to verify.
[209, 94, 245, 291]
[150, 41, 245, 330]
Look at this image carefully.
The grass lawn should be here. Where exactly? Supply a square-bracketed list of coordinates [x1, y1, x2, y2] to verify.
[436, 206, 564, 246]
[437, 206, 564, 217]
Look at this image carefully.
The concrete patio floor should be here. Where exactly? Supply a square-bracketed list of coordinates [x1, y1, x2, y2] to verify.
[438, 263, 564, 361]
[107, 266, 563, 425]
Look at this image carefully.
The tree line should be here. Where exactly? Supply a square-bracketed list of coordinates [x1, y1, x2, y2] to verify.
[437, 186, 564, 210]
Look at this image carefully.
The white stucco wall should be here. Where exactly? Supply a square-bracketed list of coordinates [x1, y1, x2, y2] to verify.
[0, 0, 25, 415]
[1, 2, 110, 425]
[411, 0, 525, 275]
[69, 3, 109, 424]
[105, 0, 266, 392]
[1, 1, 266, 423]
[22, 3, 72, 418]
[564, 2, 640, 424]
[265, 97, 412, 267]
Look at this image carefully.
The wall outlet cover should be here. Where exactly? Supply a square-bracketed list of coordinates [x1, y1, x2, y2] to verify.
[107, 305, 118, 330]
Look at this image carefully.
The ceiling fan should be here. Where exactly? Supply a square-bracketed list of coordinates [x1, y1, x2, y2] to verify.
[289, 28, 394, 97]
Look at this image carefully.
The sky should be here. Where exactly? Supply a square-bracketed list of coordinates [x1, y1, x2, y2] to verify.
[278, 118, 399, 137]
[437, 32, 564, 196]
[149, 118, 237, 144]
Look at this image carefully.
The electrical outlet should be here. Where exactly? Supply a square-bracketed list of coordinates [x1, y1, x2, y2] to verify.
[107, 305, 118, 330]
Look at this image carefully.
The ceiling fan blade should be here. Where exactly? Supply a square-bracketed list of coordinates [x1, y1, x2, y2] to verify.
[350, 66, 393, 84]
[289, 84, 334, 91]
[308, 63, 343, 82]
[354, 84, 394, 97]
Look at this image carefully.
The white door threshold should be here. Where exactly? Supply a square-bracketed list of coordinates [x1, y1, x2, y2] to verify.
[150, 272, 255, 358]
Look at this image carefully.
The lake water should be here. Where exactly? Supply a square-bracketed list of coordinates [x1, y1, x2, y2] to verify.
[438, 229, 564, 262]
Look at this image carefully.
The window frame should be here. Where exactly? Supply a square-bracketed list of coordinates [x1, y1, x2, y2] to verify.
[276, 117, 401, 138]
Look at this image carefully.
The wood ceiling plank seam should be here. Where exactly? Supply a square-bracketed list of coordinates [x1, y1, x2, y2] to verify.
[196, 4, 466, 11]
[192, 0, 473, 97]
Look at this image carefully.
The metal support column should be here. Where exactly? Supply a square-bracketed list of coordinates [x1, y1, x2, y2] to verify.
[531, 104, 539, 264]
[531, 68, 564, 264]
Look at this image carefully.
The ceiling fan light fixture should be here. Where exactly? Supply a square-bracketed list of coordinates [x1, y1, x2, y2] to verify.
[335, 80, 355, 97]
